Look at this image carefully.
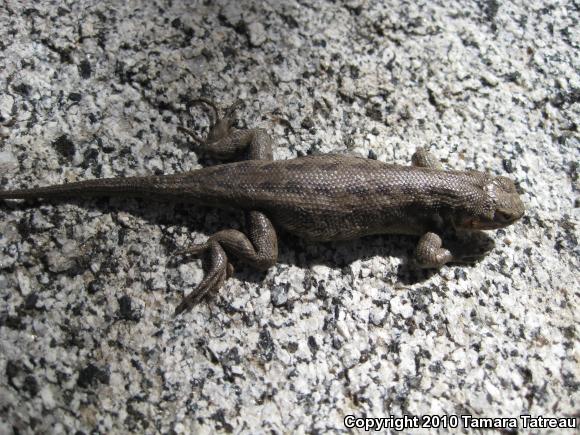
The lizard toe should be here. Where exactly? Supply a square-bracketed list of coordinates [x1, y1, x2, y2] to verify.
[172, 241, 210, 259]
[415, 232, 454, 268]
[174, 240, 229, 315]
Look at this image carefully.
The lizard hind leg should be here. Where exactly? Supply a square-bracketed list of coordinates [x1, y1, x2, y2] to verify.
[177, 98, 221, 145]
[174, 211, 278, 315]
[179, 98, 241, 147]
[174, 240, 231, 315]
[180, 99, 273, 161]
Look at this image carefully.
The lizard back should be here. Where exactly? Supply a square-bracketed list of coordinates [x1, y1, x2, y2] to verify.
[0, 154, 492, 241]
[184, 154, 488, 240]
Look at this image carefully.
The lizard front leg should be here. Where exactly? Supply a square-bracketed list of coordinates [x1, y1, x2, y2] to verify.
[411, 149, 454, 267]
[411, 146, 444, 170]
[415, 231, 491, 268]
[414, 232, 453, 268]
[411, 148, 491, 267]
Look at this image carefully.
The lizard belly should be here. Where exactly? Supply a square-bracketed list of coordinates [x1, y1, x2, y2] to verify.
[269, 207, 427, 241]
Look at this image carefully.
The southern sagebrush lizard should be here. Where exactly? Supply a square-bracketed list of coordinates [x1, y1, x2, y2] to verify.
[0, 100, 525, 314]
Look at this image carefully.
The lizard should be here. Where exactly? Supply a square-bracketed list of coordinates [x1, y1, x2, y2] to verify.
[0, 99, 525, 315]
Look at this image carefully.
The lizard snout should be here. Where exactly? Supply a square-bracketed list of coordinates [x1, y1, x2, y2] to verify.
[494, 206, 524, 225]
[482, 177, 525, 229]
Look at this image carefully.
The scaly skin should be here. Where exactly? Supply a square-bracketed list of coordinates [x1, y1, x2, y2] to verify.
[0, 100, 525, 315]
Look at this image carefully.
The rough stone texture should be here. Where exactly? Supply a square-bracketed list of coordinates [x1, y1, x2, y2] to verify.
[0, 0, 578, 433]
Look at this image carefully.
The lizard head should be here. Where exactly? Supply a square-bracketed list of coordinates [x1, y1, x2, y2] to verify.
[455, 175, 525, 230]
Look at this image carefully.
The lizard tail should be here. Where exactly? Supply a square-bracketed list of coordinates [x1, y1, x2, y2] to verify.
[0, 175, 186, 200]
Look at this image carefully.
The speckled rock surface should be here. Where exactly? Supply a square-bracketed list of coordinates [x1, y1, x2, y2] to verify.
[0, 0, 578, 433]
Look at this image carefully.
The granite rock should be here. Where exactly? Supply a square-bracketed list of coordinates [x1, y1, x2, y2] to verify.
[0, 0, 578, 433]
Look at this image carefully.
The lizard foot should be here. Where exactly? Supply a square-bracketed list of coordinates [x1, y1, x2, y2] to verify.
[415, 232, 494, 268]
[177, 98, 267, 160]
[179, 99, 243, 147]
[172, 212, 277, 314]
[173, 240, 233, 315]
[177, 125, 205, 146]
[415, 232, 453, 268]
[172, 241, 210, 258]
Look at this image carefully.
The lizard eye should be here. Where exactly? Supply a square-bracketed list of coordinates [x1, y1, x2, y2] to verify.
[495, 211, 512, 222]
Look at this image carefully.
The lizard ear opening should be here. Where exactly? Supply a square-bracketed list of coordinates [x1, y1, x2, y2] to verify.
[455, 201, 496, 230]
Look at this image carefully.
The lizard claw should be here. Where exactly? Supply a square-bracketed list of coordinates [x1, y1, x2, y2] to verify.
[172, 241, 209, 258]
[189, 98, 219, 123]
[226, 262, 235, 279]
[168, 241, 209, 267]
[177, 125, 206, 146]
[174, 240, 230, 315]
[224, 99, 244, 118]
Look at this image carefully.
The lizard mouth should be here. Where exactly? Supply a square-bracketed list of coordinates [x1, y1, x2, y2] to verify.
[467, 209, 524, 230]
[470, 220, 504, 230]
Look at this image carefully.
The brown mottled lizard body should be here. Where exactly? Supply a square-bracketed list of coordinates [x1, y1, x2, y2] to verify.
[0, 100, 525, 314]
